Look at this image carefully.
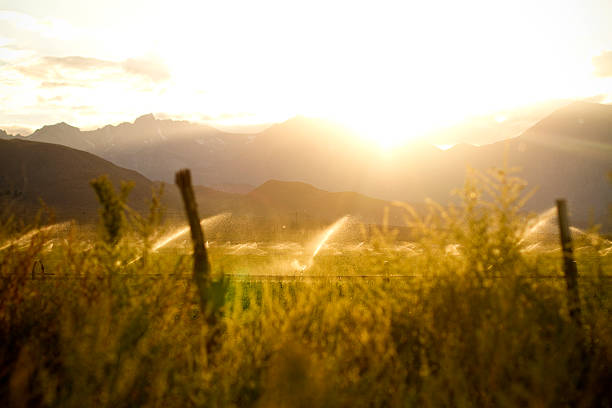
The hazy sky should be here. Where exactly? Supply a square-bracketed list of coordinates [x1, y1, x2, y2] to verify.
[1, 0, 611, 144]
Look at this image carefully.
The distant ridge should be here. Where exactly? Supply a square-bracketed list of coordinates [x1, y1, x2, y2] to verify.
[0, 130, 12, 140]
[0, 138, 409, 226]
[10, 113, 252, 185]
[2, 101, 611, 229]
[520, 100, 612, 159]
[524, 100, 612, 144]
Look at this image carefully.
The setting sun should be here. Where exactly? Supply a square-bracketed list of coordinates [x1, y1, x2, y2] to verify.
[2, 0, 611, 145]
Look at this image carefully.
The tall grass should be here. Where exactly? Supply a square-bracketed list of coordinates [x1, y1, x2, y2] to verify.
[0, 170, 610, 407]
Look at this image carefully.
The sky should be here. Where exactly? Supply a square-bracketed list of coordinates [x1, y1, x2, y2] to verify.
[1, 0, 611, 145]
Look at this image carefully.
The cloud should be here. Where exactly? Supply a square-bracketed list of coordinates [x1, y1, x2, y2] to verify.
[14, 55, 118, 84]
[592, 51, 612, 77]
[71, 105, 97, 115]
[121, 55, 170, 83]
[37, 95, 64, 103]
[13, 54, 171, 86]
[42, 56, 114, 70]
[40, 81, 91, 88]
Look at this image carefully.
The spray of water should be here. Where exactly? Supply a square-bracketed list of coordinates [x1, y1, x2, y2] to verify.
[311, 216, 349, 259]
[523, 242, 541, 252]
[151, 226, 191, 252]
[523, 208, 602, 241]
[290, 215, 349, 272]
[569, 226, 587, 237]
[519, 207, 612, 255]
[127, 213, 230, 265]
[151, 213, 229, 252]
[291, 259, 307, 272]
[521, 207, 557, 240]
[0, 222, 71, 251]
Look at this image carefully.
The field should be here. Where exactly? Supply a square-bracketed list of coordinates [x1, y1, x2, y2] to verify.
[1, 173, 611, 407]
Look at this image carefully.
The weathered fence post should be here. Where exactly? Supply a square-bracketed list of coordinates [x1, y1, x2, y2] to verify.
[175, 169, 211, 315]
[555, 199, 581, 327]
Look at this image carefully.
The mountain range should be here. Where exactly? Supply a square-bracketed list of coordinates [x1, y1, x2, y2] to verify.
[0, 138, 407, 228]
[1, 100, 611, 230]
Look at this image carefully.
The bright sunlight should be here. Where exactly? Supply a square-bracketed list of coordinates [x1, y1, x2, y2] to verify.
[2, 0, 611, 148]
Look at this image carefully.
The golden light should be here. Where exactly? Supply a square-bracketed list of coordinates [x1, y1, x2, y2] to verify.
[1, 0, 610, 140]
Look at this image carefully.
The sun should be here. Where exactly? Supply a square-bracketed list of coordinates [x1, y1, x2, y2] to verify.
[330, 114, 403, 152]
[329, 106, 447, 152]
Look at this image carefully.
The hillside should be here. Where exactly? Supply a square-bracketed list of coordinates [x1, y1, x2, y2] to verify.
[242, 180, 409, 225]
[0, 139, 410, 227]
[520, 100, 612, 159]
[0, 138, 161, 219]
[425, 101, 612, 227]
[0, 138, 243, 220]
[3, 101, 611, 228]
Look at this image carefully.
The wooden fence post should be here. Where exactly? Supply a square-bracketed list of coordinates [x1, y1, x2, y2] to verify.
[175, 169, 211, 315]
[555, 199, 581, 327]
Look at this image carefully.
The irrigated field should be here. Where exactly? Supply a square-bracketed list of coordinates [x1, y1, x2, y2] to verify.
[1, 172, 610, 407]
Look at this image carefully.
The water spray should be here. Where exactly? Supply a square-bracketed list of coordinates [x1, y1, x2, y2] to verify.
[151, 213, 229, 252]
[291, 215, 349, 272]
[0, 222, 71, 252]
[520, 207, 557, 243]
[127, 213, 230, 265]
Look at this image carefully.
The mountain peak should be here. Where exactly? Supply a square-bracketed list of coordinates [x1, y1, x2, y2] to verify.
[48, 122, 79, 131]
[134, 113, 156, 125]
[31, 122, 80, 135]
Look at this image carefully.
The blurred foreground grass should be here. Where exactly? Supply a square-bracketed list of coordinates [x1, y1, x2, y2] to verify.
[1, 169, 611, 407]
